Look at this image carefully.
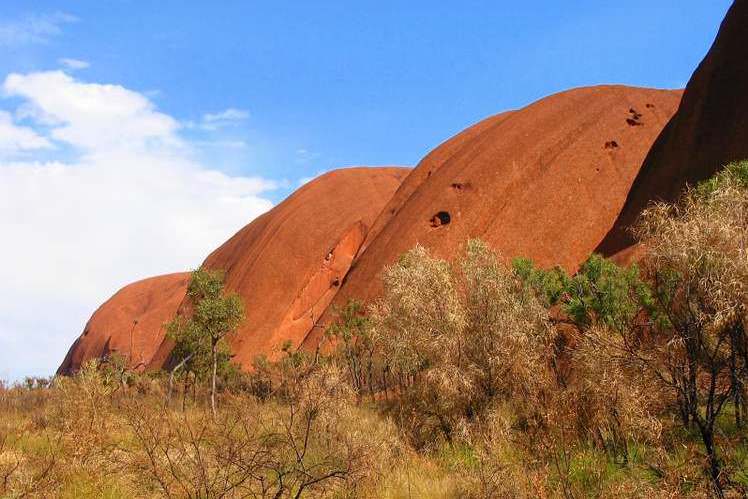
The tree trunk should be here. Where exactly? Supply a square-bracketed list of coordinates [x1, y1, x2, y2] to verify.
[182, 375, 187, 412]
[168, 353, 193, 405]
[730, 342, 741, 428]
[211, 340, 218, 421]
[697, 421, 724, 498]
[677, 396, 690, 428]
[735, 382, 742, 429]
[738, 388, 744, 429]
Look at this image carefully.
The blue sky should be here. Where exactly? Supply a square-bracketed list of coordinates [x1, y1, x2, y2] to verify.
[0, 1, 733, 380]
[0, 1, 733, 193]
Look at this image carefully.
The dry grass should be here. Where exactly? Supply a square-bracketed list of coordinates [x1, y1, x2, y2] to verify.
[3, 359, 748, 497]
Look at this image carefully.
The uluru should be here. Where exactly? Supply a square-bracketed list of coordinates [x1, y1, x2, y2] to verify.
[304, 85, 681, 348]
[151, 166, 409, 368]
[60, 86, 683, 372]
[47, 2, 745, 375]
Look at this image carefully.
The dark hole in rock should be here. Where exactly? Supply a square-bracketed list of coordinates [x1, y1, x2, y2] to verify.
[451, 182, 471, 191]
[645, 103, 655, 109]
[427, 170, 432, 177]
[626, 118, 643, 127]
[604, 140, 619, 149]
[430, 211, 451, 227]
[628, 108, 643, 121]
[331, 277, 340, 287]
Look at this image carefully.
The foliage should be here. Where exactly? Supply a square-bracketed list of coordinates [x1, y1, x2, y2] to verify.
[186, 268, 244, 347]
[1, 362, 401, 498]
[369, 240, 553, 446]
[325, 300, 377, 400]
[507, 161, 748, 496]
[166, 267, 244, 417]
[512, 256, 569, 307]
[513, 253, 654, 332]
[167, 268, 243, 377]
[8, 362, 740, 498]
[629, 160, 748, 494]
[167, 315, 235, 380]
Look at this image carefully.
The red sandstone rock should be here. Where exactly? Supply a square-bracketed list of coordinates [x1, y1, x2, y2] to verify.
[57, 273, 190, 375]
[59, 84, 680, 373]
[304, 85, 681, 350]
[59, 168, 407, 374]
[71, 1, 748, 371]
[147, 167, 408, 370]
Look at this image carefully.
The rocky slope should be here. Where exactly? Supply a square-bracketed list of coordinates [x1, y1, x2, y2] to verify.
[61, 168, 407, 373]
[303, 85, 681, 349]
[146, 167, 409, 369]
[57, 273, 190, 375]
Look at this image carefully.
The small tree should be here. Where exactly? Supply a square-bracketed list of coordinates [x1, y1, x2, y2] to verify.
[326, 300, 377, 399]
[630, 161, 748, 495]
[514, 253, 665, 462]
[513, 253, 653, 332]
[516, 161, 748, 495]
[370, 241, 552, 445]
[167, 267, 244, 419]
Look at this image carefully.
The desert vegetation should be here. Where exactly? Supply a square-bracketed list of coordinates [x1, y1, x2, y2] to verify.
[2, 161, 747, 497]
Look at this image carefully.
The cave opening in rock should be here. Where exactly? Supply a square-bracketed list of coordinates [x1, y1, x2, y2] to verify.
[430, 211, 451, 227]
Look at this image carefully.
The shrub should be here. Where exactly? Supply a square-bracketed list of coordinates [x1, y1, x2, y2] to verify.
[119, 363, 399, 498]
[370, 240, 553, 446]
[629, 160, 748, 495]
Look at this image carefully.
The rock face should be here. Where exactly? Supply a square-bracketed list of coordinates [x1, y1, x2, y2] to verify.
[146, 167, 408, 370]
[597, 0, 748, 256]
[59, 1, 747, 374]
[57, 273, 190, 375]
[58, 168, 407, 374]
[62, 82, 680, 373]
[59, 83, 681, 374]
[303, 85, 681, 349]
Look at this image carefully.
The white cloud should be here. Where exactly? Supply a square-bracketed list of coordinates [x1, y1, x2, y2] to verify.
[0, 12, 77, 46]
[58, 58, 90, 70]
[4, 71, 180, 151]
[203, 108, 249, 123]
[0, 111, 53, 153]
[190, 107, 250, 131]
[0, 71, 275, 380]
